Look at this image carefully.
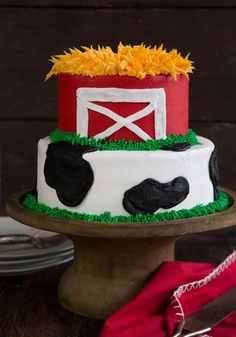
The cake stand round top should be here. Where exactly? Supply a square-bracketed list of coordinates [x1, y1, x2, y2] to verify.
[6, 188, 236, 239]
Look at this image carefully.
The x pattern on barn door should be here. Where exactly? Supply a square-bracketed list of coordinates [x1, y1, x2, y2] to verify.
[76, 88, 166, 140]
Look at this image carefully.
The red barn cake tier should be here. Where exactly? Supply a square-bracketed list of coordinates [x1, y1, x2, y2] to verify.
[46, 43, 193, 142]
[25, 43, 228, 220]
[58, 74, 188, 142]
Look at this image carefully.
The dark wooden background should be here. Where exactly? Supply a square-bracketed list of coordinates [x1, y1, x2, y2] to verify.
[1, 1, 236, 336]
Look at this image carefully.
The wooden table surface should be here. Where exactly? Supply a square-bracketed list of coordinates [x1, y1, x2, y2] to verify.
[0, 265, 104, 337]
[1, 227, 236, 337]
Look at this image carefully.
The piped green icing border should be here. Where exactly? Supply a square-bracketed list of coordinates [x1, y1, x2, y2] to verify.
[49, 129, 200, 151]
[23, 191, 232, 223]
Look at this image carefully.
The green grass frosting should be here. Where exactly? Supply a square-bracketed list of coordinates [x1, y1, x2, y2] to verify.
[23, 191, 232, 224]
[49, 129, 200, 151]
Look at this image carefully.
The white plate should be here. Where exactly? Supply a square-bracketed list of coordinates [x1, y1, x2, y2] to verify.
[0, 217, 74, 275]
[0, 239, 73, 259]
[0, 251, 73, 271]
[0, 216, 53, 235]
[0, 249, 73, 266]
[0, 217, 73, 259]
[0, 255, 73, 276]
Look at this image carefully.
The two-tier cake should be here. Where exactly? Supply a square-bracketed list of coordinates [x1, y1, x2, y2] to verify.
[23, 43, 230, 222]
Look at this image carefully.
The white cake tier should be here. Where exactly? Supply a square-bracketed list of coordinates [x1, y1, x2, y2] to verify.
[37, 136, 215, 216]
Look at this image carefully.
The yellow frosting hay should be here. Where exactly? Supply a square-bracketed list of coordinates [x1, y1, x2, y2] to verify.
[46, 43, 194, 81]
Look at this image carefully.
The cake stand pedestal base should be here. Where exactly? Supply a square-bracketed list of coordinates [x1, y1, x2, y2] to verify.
[58, 235, 177, 318]
[7, 188, 236, 319]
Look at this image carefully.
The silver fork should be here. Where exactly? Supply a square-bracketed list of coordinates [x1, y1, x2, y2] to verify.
[0, 233, 67, 249]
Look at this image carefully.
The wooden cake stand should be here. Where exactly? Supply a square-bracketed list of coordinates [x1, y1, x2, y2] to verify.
[6, 188, 236, 319]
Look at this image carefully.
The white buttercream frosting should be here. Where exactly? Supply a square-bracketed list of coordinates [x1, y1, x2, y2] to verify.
[37, 136, 215, 216]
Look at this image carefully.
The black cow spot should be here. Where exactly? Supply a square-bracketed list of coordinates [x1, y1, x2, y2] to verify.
[44, 142, 98, 207]
[209, 147, 219, 200]
[161, 142, 192, 152]
[123, 177, 189, 215]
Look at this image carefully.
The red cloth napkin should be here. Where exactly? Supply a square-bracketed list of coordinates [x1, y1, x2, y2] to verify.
[100, 251, 236, 337]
